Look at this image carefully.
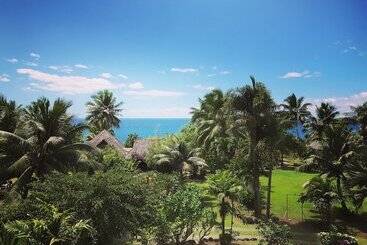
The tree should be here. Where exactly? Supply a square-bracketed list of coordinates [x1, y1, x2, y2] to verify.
[0, 94, 21, 133]
[191, 89, 237, 171]
[207, 170, 242, 240]
[230, 76, 276, 218]
[86, 90, 123, 135]
[0, 97, 94, 196]
[307, 102, 339, 139]
[347, 151, 367, 211]
[299, 176, 339, 225]
[280, 93, 311, 139]
[352, 102, 367, 144]
[153, 136, 207, 178]
[307, 122, 356, 210]
[158, 184, 215, 244]
[124, 133, 139, 148]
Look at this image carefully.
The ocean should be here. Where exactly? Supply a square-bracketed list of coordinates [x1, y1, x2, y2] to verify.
[114, 118, 190, 141]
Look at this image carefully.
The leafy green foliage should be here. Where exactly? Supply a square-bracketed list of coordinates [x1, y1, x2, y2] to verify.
[257, 219, 292, 245]
[0, 94, 21, 133]
[124, 133, 139, 148]
[157, 184, 216, 244]
[99, 147, 136, 171]
[318, 226, 358, 245]
[86, 90, 123, 136]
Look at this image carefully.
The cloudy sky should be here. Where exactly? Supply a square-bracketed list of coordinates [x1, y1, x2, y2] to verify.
[0, 0, 366, 117]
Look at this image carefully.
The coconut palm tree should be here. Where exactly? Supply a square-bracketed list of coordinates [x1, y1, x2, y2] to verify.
[280, 93, 311, 139]
[299, 176, 339, 225]
[0, 97, 95, 196]
[154, 136, 207, 177]
[307, 121, 356, 210]
[207, 170, 242, 239]
[86, 90, 123, 135]
[230, 76, 276, 218]
[307, 102, 339, 139]
[191, 89, 229, 147]
[0, 94, 22, 133]
[352, 102, 367, 144]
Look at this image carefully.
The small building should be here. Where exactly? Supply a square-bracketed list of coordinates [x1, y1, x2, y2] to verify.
[88, 130, 156, 170]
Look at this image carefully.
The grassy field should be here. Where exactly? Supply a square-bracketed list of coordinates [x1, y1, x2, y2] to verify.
[196, 169, 367, 244]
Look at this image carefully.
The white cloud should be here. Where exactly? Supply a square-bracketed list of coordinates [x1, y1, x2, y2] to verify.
[48, 65, 73, 73]
[220, 70, 230, 75]
[212, 66, 217, 70]
[192, 84, 215, 91]
[100, 72, 113, 79]
[17, 68, 124, 94]
[310, 91, 367, 113]
[157, 70, 166, 75]
[207, 74, 216, 77]
[123, 89, 185, 97]
[118, 74, 128, 80]
[74, 64, 88, 69]
[128, 82, 144, 90]
[6, 58, 18, 63]
[25, 62, 38, 67]
[280, 70, 321, 79]
[30, 52, 40, 59]
[171, 67, 198, 73]
[0, 74, 10, 82]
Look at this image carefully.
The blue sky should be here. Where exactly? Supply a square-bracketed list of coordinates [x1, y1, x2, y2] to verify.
[1, 0, 367, 117]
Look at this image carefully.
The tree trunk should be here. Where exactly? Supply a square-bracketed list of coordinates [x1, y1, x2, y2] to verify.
[220, 198, 226, 236]
[249, 139, 261, 218]
[336, 177, 347, 210]
[230, 199, 234, 235]
[266, 167, 273, 219]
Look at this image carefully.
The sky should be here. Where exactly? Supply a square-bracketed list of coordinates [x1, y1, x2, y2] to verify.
[0, 0, 367, 118]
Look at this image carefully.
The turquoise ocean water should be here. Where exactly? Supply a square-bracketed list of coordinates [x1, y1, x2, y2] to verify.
[114, 118, 190, 141]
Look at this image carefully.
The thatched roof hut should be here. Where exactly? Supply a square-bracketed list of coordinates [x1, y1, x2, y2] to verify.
[88, 130, 156, 162]
[88, 130, 131, 156]
[129, 139, 156, 161]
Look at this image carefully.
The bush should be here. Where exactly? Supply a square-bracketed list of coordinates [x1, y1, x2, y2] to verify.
[156, 183, 216, 244]
[124, 133, 139, 148]
[318, 226, 358, 245]
[100, 147, 137, 171]
[0, 169, 167, 245]
[257, 219, 292, 245]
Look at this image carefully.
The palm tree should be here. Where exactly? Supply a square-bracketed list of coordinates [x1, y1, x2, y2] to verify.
[0, 97, 95, 196]
[191, 89, 229, 147]
[230, 76, 276, 218]
[154, 136, 207, 177]
[352, 102, 367, 144]
[0, 94, 22, 133]
[207, 170, 242, 239]
[307, 102, 339, 139]
[307, 122, 356, 210]
[280, 93, 311, 139]
[86, 90, 123, 135]
[299, 176, 339, 225]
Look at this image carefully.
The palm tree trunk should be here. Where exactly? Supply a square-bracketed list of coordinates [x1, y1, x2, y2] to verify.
[249, 138, 261, 218]
[230, 199, 234, 235]
[220, 198, 226, 236]
[266, 167, 273, 219]
[336, 177, 347, 210]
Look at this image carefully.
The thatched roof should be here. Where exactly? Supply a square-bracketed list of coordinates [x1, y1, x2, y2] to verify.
[129, 139, 156, 160]
[88, 130, 131, 156]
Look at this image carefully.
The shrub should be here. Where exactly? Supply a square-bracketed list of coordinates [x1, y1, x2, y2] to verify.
[1, 170, 165, 245]
[100, 147, 137, 171]
[318, 226, 358, 245]
[257, 219, 292, 245]
[124, 133, 139, 148]
[157, 184, 216, 244]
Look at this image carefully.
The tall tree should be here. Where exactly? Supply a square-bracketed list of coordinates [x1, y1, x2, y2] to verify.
[86, 90, 123, 135]
[230, 76, 276, 218]
[308, 121, 356, 210]
[307, 102, 339, 139]
[352, 102, 367, 144]
[0, 94, 21, 133]
[280, 93, 311, 139]
[0, 97, 94, 196]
